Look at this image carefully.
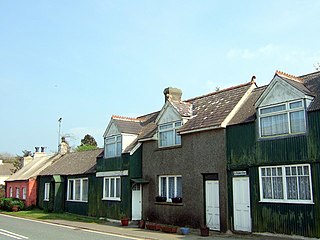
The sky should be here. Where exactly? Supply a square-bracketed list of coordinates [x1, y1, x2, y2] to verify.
[0, 0, 319, 155]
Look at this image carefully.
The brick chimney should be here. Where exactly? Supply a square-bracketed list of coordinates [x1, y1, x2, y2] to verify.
[163, 87, 182, 103]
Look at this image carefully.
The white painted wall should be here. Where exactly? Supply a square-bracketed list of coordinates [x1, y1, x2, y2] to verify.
[122, 133, 138, 151]
[158, 103, 182, 125]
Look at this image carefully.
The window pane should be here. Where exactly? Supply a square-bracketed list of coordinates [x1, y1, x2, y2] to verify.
[176, 177, 182, 197]
[160, 131, 173, 147]
[286, 176, 298, 200]
[262, 177, 272, 199]
[299, 176, 311, 200]
[106, 143, 115, 157]
[75, 180, 81, 200]
[160, 123, 172, 130]
[82, 179, 88, 201]
[116, 141, 122, 156]
[261, 114, 288, 136]
[161, 177, 166, 197]
[175, 132, 181, 145]
[116, 178, 121, 198]
[290, 101, 302, 109]
[273, 177, 283, 199]
[290, 111, 305, 133]
[110, 178, 115, 197]
[260, 105, 286, 114]
[104, 178, 109, 198]
[168, 177, 175, 198]
[68, 180, 74, 200]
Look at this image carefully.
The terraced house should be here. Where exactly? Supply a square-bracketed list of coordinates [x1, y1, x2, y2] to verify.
[227, 71, 320, 237]
[139, 82, 256, 231]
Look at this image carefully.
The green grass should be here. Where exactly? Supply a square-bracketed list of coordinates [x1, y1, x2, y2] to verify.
[0, 209, 105, 224]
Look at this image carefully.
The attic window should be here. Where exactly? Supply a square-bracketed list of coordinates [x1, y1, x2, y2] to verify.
[258, 100, 306, 138]
[159, 121, 182, 147]
[105, 135, 122, 158]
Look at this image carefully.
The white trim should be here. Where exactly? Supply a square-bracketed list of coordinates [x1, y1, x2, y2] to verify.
[44, 183, 50, 201]
[96, 170, 128, 177]
[67, 178, 89, 202]
[158, 121, 182, 148]
[102, 176, 121, 201]
[130, 142, 141, 155]
[158, 175, 182, 202]
[221, 83, 256, 127]
[258, 164, 313, 204]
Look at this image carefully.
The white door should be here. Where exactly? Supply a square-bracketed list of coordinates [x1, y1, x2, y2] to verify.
[131, 184, 142, 220]
[233, 177, 251, 232]
[205, 180, 220, 231]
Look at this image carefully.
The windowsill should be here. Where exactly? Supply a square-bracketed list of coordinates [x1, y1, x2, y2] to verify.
[154, 202, 184, 206]
[258, 132, 306, 141]
[102, 198, 121, 201]
[259, 200, 314, 205]
[66, 200, 88, 203]
[156, 145, 182, 151]
[44, 199, 49, 202]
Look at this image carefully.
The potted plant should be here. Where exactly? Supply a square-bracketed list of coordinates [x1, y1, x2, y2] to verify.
[119, 213, 129, 226]
[138, 219, 145, 229]
[161, 225, 178, 233]
[146, 222, 161, 231]
[155, 196, 166, 202]
[171, 197, 182, 203]
[200, 225, 209, 236]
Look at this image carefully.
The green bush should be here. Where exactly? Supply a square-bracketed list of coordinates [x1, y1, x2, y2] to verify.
[0, 198, 25, 211]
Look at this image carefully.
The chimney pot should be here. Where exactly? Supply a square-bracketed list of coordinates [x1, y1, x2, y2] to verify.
[35, 147, 39, 152]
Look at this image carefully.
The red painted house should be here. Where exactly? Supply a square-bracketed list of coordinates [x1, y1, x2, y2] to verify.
[5, 148, 61, 207]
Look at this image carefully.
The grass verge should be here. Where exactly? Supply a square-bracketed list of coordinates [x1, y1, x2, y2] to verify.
[0, 208, 105, 224]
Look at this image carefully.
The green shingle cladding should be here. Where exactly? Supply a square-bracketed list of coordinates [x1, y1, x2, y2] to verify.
[227, 111, 320, 237]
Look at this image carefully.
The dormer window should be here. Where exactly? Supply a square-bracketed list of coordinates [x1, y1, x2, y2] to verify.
[105, 135, 122, 158]
[159, 121, 182, 147]
[259, 100, 306, 138]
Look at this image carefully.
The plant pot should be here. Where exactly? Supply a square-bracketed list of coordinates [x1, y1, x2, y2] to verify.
[11, 205, 19, 212]
[146, 223, 161, 231]
[200, 227, 209, 237]
[180, 227, 190, 235]
[121, 218, 129, 226]
[155, 196, 166, 202]
[138, 220, 145, 229]
[161, 225, 177, 233]
[171, 197, 182, 203]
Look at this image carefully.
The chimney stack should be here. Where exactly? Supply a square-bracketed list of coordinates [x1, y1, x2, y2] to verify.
[59, 137, 70, 155]
[163, 87, 182, 103]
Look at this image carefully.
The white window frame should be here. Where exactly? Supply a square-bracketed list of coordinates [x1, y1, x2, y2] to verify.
[258, 100, 306, 138]
[44, 183, 50, 201]
[104, 135, 122, 158]
[67, 178, 88, 202]
[158, 175, 182, 202]
[102, 176, 121, 201]
[9, 187, 13, 197]
[22, 187, 27, 200]
[259, 164, 313, 204]
[158, 121, 182, 148]
[16, 187, 20, 198]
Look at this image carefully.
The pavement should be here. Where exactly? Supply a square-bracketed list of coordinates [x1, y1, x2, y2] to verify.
[40, 219, 317, 240]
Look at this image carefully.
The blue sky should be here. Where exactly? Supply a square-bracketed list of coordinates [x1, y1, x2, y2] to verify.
[1, 0, 319, 154]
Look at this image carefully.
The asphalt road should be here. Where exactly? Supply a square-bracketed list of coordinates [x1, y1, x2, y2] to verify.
[0, 214, 142, 240]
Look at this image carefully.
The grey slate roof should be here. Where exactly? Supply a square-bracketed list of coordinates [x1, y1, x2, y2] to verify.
[179, 82, 254, 132]
[39, 148, 103, 176]
[6, 154, 60, 181]
[112, 117, 143, 135]
[300, 71, 320, 111]
[228, 86, 266, 126]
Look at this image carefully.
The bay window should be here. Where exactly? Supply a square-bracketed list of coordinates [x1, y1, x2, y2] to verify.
[259, 100, 306, 138]
[259, 164, 313, 204]
[159, 121, 182, 147]
[105, 135, 122, 158]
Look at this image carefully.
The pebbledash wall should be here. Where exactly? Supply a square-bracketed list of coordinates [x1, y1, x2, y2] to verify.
[142, 129, 229, 231]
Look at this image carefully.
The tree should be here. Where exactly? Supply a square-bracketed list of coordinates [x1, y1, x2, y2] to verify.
[75, 134, 98, 152]
[12, 150, 31, 173]
[0, 152, 15, 163]
[80, 134, 97, 147]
